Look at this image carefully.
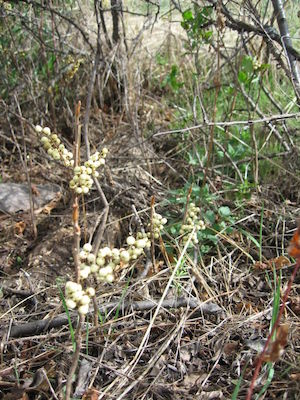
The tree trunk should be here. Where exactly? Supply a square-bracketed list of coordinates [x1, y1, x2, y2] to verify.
[111, 0, 121, 44]
[271, 0, 300, 103]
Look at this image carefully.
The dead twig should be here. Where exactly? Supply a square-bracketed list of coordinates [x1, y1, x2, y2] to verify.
[5, 298, 222, 339]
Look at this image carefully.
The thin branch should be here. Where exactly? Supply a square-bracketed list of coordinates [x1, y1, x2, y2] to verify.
[14, 0, 94, 52]
[153, 113, 299, 138]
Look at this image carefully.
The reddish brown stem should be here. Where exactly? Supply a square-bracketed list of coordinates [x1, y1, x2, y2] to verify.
[72, 101, 82, 284]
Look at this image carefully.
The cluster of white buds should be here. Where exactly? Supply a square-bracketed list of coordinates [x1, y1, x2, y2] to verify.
[65, 281, 95, 315]
[147, 212, 167, 239]
[69, 148, 108, 195]
[35, 125, 74, 167]
[78, 214, 168, 283]
[125, 232, 151, 260]
[78, 243, 114, 282]
[78, 243, 95, 280]
[180, 202, 205, 245]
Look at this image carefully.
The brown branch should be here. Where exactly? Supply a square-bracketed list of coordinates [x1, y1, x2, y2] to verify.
[5, 298, 222, 339]
[153, 113, 300, 138]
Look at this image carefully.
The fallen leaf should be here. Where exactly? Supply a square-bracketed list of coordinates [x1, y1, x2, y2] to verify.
[262, 324, 289, 362]
[253, 256, 291, 271]
[82, 388, 100, 400]
[288, 224, 300, 259]
[14, 221, 26, 235]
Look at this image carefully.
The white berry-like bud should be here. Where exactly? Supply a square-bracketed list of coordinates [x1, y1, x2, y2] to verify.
[35, 125, 43, 133]
[96, 257, 105, 266]
[126, 236, 136, 246]
[133, 247, 143, 257]
[87, 253, 95, 263]
[90, 264, 99, 273]
[161, 218, 167, 225]
[80, 267, 91, 279]
[83, 243, 92, 253]
[41, 136, 49, 144]
[72, 290, 84, 302]
[52, 150, 61, 160]
[78, 304, 89, 315]
[120, 250, 130, 262]
[99, 247, 111, 258]
[136, 239, 147, 249]
[105, 264, 114, 274]
[66, 299, 77, 309]
[76, 187, 83, 194]
[79, 250, 88, 260]
[106, 274, 114, 283]
[65, 281, 81, 293]
[82, 187, 89, 194]
[98, 267, 107, 277]
[43, 127, 51, 135]
[80, 173, 88, 181]
[86, 287, 95, 297]
[102, 147, 108, 155]
[79, 295, 90, 305]
[112, 248, 120, 258]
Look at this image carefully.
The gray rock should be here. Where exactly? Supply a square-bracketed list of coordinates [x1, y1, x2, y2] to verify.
[0, 183, 61, 214]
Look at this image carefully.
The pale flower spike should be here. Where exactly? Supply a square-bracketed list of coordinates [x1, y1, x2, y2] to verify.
[35, 124, 108, 195]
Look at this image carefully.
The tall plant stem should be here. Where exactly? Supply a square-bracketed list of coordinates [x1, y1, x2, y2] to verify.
[73, 101, 82, 284]
[65, 313, 85, 400]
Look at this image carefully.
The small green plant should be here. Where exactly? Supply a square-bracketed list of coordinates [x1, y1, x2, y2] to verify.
[162, 64, 184, 92]
[181, 6, 213, 50]
[166, 184, 235, 255]
[238, 55, 270, 87]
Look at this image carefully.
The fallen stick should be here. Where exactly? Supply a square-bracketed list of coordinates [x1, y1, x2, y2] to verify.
[5, 298, 222, 338]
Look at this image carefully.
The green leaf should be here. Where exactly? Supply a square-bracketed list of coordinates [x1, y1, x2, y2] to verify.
[242, 56, 253, 74]
[205, 210, 215, 224]
[218, 206, 231, 217]
[238, 70, 247, 83]
[182, 9, 193, 21]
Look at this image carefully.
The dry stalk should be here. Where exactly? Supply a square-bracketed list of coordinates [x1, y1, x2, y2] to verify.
[65, 101, 84, 400]
[73, 101, 82, 284]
